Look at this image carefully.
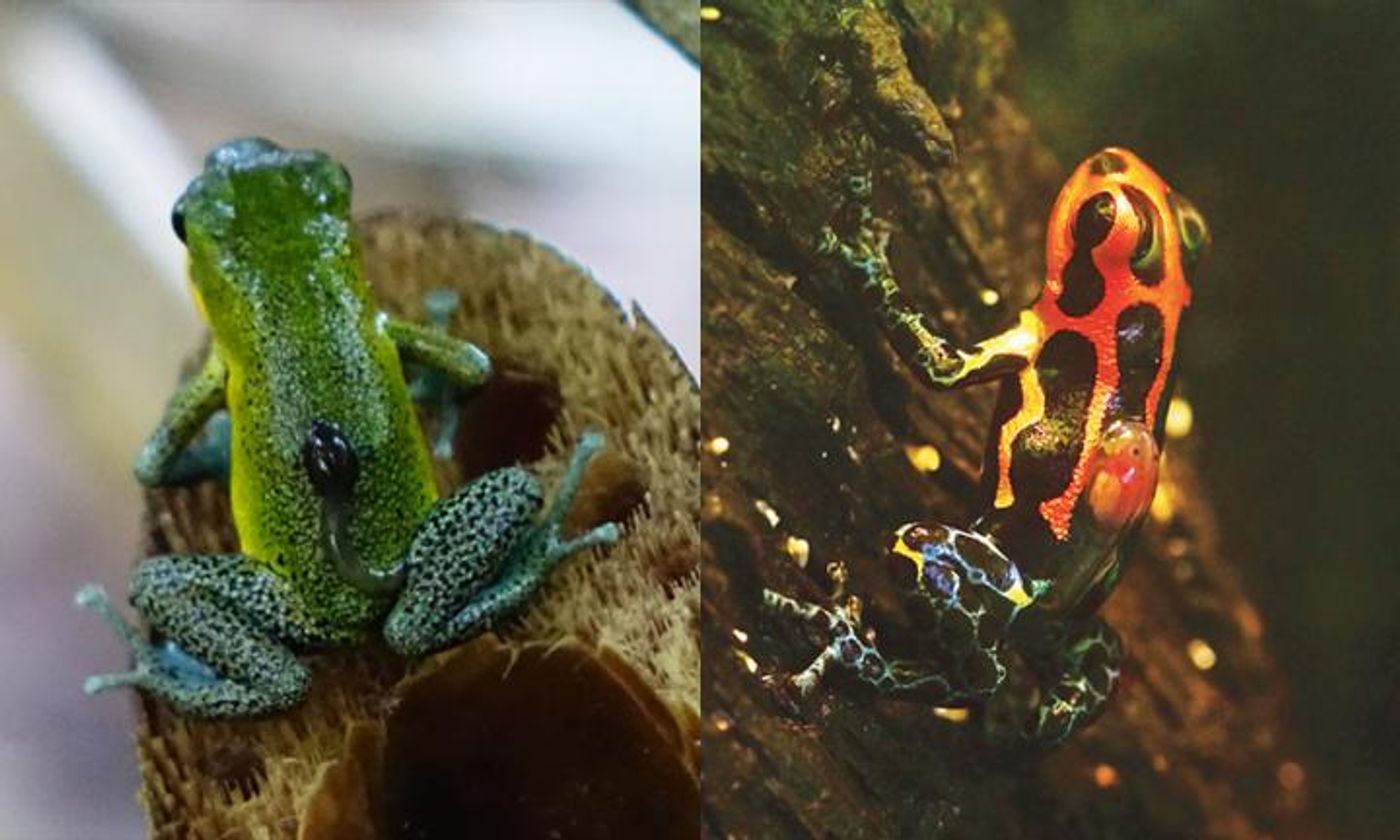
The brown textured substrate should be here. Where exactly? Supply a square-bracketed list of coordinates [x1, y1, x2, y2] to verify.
[130, 214, 699, 838]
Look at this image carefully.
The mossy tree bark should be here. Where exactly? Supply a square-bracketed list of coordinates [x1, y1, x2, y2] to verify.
[700, 3, 1320, 838]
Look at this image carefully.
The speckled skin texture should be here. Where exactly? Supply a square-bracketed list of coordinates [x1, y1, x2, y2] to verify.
[76, 139, 619, 717]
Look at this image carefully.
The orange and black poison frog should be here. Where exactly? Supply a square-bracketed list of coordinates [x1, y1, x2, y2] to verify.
[763, 148, 1209, 746]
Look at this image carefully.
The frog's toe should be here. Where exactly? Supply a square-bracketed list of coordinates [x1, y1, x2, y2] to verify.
[550, 521, 621, 561]
[423, 288, 460, 325]
[73, 583, 107, 610]
[84, 669, 148, 696]
[76, 582, 151, 650]
[576, 428, 605, 457]
[790, 648, 838, 695]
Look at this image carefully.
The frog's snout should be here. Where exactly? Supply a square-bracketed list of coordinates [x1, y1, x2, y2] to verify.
[204, 137, 284, 171]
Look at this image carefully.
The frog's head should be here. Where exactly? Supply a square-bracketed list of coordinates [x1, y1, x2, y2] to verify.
[172, 138, 358, 320]
[1043, 147, 1209, 313]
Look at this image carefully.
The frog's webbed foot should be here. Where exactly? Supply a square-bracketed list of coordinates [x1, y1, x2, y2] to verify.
[76, 554, 324, 718]
[990, 617, 1124, 748]
[75, 584, 217, 695]
[384, 430, 621, 658]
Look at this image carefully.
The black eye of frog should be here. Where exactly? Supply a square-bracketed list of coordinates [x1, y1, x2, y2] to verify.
[171, 205, 187, 244]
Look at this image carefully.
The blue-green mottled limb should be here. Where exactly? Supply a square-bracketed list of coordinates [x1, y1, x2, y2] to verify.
[385, 313, 491, 389]
[384, 431, 621, 658]
[161, 410, 232, 484]
[1023, 618, 1123, 747]
[133, 349, 228, 486]
[76, 552, 338, 717]
[404, 290, 469, 459]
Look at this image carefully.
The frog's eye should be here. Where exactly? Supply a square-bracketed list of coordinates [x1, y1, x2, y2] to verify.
[1169, 192, 1210, 280]
[1072, 192, 1116, 246]
[171, 205, 187, 244]
[1088, 150, 1128, 175]
[1123, 185, 1164, 285]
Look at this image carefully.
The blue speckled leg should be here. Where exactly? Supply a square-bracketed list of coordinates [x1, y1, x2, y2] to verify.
[384, 431, 621, 657]
[1020, 617, 1123, 746]
[761, 589, 1007, 703]
[762, 522, 1049, 706]
[76, 554, 331, 718]
[397, 290, 488, 461]
[133, 348, 227, 486]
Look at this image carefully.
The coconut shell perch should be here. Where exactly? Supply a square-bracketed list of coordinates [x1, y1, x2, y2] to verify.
[701, 2, 1323, 838]
[128, 214, 699, 838]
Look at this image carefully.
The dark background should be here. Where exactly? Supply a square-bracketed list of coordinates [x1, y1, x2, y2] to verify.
[1003, 1, 1400, 834]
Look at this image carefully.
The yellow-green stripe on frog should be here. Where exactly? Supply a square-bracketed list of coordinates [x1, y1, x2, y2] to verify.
[74, 138, 621, 717]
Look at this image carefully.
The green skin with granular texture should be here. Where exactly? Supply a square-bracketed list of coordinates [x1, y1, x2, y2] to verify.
[75, 138, 620, 718]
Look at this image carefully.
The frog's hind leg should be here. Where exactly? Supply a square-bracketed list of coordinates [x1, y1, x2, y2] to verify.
[1015, 617, 1124, 747]
[760, 588, 1000, 702]
[76, 554, 323, 718]
[762, 520, 1051, 704]
[384, 430, 621, 658]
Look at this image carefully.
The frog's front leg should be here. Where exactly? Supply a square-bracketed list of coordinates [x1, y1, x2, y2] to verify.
[76, 554, 333, 718]
[383, 431, 621, 657]
[400, 291, 474, 459]
[160, 410, 232, 484]
[133, 347, 228, 486]
[821, 213, 1040, 390]
[386, 299, 491, 461]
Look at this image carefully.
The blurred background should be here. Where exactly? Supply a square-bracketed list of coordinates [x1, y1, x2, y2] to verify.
[1003, 1, 1399, 835]
[0, 2, 695, 836]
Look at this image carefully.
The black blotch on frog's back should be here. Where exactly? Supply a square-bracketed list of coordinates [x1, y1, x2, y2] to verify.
[1114, 304, 1165, 420]
[1008, 330, 1096, 507]
[1058, 193, 1115, 316]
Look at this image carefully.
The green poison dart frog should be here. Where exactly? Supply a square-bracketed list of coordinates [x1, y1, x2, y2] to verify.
[74, 138, 621, 718]
[764, 148, 1209, 746]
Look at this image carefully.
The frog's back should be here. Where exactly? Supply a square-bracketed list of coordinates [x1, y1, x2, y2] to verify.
[222, 284, 437, 623]
[177, 139, 438, 628]
[974, 148, 1200, 613]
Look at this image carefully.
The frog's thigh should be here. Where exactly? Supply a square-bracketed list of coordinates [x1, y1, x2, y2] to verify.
[763, 589, 996, 700]
[127, 553, 317, 717]
[384, 467, 542, 657]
